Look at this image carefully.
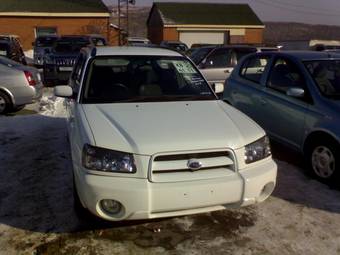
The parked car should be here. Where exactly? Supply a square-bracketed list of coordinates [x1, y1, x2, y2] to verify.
[193, 46, 257, 88]
[0, 35, 27, 65]
[54, 46, 277, 221]
[33, 35, 59, 67]
[43, 35, 93, 86]
[86, 34, 107, 46]
[224, 51, 340, 184]
[160, 40, 189, 53]
[127, 37, 151, 46]
[0, 56, 43, 114]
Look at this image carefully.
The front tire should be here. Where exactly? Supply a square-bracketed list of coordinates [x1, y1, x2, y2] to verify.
[306, 138, 339, 186]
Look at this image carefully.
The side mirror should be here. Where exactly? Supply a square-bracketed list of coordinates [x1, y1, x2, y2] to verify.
[213, 83, 224, 94]
[199, 60, 207, 69]
[286, 87, 305, 98]
[54, 85, 74, 98]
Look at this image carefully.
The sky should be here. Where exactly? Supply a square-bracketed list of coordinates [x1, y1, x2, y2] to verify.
[102, 0, 340, 26]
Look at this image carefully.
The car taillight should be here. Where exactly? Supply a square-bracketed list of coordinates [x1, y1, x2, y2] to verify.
[24, 71, 36, 86]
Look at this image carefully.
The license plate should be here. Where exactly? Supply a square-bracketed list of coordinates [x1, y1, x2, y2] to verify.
[59, 66, 73, 71]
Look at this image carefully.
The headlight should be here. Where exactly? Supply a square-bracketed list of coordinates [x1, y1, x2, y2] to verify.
[82, 144, 136, 173]
[245, 136, 271, 164]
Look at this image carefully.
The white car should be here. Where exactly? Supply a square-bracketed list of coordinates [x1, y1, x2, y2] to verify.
[55, 47, 277, 221]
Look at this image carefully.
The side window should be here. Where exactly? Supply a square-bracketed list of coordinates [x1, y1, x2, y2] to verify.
[267, 58, 306, 93]
[240, 56, 270, 84]
[205, 48, 231, 68]
[72, 54, 86, 87]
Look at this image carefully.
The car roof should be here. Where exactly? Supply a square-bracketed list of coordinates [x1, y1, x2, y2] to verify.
[89, 46, 183, 57]
[257, 51, 340, 61]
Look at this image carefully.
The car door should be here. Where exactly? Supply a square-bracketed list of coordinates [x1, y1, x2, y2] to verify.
[199, 48, 233, 85]
[260, 57, 310, 149]
[228, 54, 271, 123]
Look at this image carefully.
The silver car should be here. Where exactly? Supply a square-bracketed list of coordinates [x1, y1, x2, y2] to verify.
[0, 56, 43, 114]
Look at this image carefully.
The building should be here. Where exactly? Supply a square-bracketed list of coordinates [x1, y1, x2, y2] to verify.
[0, 0, 119, 49]
[147, 2, 265, 47]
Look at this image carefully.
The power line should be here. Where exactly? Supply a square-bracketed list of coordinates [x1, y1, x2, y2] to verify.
[254, 0, 340, 17]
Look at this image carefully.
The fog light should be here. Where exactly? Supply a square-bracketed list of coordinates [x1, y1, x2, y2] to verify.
[258, 182, 275, 202]
[100, 199, 122, 215]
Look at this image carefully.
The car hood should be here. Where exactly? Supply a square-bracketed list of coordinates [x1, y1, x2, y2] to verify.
[82, 100, 265, 155]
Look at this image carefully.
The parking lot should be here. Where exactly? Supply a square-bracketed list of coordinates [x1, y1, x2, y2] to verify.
[0, 91, 339, 255]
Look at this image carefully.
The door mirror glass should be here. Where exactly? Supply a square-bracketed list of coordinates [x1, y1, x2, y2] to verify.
[213, 83, 224, 94]
[54, 85, 73, 98]
[286, 87, 305, 98]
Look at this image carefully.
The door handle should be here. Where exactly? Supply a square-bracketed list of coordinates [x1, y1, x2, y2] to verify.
[224, 69, 231, 74]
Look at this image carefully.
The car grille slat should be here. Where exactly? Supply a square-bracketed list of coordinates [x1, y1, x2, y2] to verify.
[150, 150, 236, 183]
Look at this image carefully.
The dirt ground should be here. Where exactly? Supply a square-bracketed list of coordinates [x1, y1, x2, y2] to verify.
[0, 98, 340, 255]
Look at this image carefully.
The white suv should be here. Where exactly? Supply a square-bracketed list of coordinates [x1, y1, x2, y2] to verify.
[55, 46, 277, 221]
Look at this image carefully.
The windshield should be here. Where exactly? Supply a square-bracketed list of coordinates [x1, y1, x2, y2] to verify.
[191, 47, 214, 65]
[36, 37, 58, 47]
[82, 56, 215, 104]
[0, 43, 9, 57]
[167, 43, 188, 52]
[304, 60, 340, 99]
[54, 38, 90, 53]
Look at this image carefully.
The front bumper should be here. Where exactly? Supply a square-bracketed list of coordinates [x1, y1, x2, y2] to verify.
[74, 158, 277, 221]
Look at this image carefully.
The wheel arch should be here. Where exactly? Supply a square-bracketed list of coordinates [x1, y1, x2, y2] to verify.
[303, 130, 339, 153]
[0, 87, 15, 106]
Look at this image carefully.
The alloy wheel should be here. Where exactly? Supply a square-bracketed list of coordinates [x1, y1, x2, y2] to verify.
[311, 146, 336, 179]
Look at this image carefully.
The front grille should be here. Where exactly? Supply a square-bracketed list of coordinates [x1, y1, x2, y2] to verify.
[150, 150, 236, 183]
[55, 58, 76, 67]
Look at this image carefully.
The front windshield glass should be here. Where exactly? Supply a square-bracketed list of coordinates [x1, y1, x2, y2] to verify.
[191, 47, 214, 65]
[304, 60, 340, 99]
[36, 37, 58, 47]
[82, 56, 216, 103]
[54, 38, 90, 53]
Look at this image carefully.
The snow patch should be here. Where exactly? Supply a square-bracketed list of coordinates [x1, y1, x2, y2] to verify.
[38, 94, 67, 117]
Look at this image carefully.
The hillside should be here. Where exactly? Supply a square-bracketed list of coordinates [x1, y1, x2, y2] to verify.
[109, 6, 340, 45]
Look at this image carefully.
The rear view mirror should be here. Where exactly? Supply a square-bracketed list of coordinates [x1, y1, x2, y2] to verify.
[286, 87, 305, 98]
[213, 83, 224, 94]
[54, 85, 73, 98]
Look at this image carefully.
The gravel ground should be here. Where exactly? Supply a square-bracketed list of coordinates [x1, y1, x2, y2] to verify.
[0, 95, 340, 255]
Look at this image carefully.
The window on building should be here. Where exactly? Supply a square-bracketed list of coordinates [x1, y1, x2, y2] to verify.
[35, 27, 57, 38]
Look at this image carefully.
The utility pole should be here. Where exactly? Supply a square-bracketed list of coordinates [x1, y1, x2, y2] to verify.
[118, 0, 136, 45]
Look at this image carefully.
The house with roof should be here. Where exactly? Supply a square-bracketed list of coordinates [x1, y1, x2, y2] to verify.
[147, 2, 265, 47]
[0, 0, 118, 49]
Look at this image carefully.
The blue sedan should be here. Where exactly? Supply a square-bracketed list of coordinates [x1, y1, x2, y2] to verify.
[224, 51, 340, 185]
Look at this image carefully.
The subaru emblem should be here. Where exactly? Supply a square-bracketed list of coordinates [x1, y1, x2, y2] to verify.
[187, 159, 203, 171]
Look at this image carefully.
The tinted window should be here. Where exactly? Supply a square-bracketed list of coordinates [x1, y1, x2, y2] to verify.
[205, 48, 231, 68]
[0, 43, 9, 56]
[268, 58, 305, 93]
[36, 37, 58, 47]
[240, 56, 270, 83]
[82, 56, 215, 104]
[54, 38, 91, 53]
[91, 37, 106, 46]
[234, 48, 257, 62]
[191, 47, 214, 65]
[72, 54, 86, 84]
[305, 60, 340, 98]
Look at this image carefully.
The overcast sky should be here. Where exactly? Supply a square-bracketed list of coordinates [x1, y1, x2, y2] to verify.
[102, 0, 340, 26]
